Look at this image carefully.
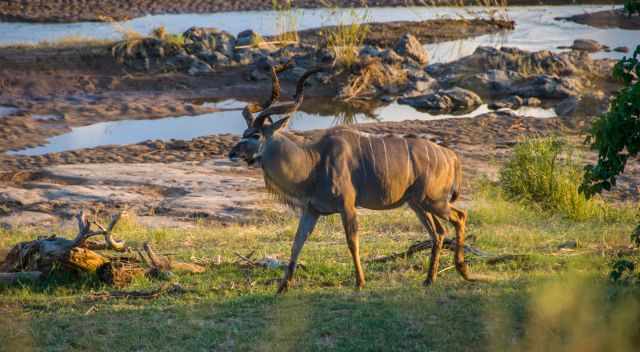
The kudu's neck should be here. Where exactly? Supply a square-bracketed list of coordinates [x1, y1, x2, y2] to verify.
[260, 132, 319, 200]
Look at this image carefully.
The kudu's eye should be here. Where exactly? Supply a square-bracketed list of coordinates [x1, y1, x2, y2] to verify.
[250, 134, 261, 140]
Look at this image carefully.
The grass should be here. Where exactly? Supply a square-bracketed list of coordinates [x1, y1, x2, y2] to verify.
[320, 4, 370, 68]
[499, 137, 638, 222]
[272, 0, 300, 43]
[1, 181, 638, 351]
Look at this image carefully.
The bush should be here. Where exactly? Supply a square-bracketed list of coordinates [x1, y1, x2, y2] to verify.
[500, 137, 626, 221]
[624, 0, 640, 16]
[582, 45, 640, 196]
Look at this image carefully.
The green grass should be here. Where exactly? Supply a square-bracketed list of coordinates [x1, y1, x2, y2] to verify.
[499, 137, 638, 221]
[1, 184, 638, 351]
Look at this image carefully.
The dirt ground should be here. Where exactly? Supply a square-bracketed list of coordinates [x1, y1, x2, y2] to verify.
[0, 0, 623, 23]
[0, 16, 637, 229]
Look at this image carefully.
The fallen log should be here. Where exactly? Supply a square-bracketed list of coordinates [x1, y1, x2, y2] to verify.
[0, 210, 206, 287]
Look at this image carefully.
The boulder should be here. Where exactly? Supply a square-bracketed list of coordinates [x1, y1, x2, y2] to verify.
[395, 33, 429, 65]
[554, 96, 579, 116]
[187, 59, 214, 75]
[236, 30, 263, 47]
[570, 39, 603, 52]
[444, 87, 483, 111]
[512, 75, 581, 99]
[359, 45, 382, 59]
[399, 94, 453, 112]
[398, 87, 482, 113]
[182, 27, 236, 57]
[614, 46, 629, 53]
[198, 51, 230, 66]
[380, 48, 403, 64]
[461, 69, 523, 96]
[489, 95, 524, 110]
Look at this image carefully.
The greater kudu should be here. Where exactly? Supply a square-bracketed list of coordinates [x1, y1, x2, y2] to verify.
[229, 65, 476, 293]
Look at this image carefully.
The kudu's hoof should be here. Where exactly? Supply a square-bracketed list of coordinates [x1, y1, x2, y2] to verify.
[423, 279, 435, 287]
[276, 280, 290, 295]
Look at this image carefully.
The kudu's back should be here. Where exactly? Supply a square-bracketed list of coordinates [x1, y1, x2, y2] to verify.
[315, 128, 462, 211]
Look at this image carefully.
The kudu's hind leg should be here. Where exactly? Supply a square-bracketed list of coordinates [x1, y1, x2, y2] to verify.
[341, 206, 365, 289]
[448, 205, 475, 281]
[410, 203, 445, 286]
[278, 208, 319, 294]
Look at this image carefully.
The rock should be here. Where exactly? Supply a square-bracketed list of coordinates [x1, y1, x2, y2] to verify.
[443, 87, 483, 111]
[431, 46, 591, 81]
[557, 240, 578, 250]
[462, 69, 523, 96]
[165, 53, 198, 70]
[233, 49, 254, 65]
[360, 45, 382, 58]
[554, 92, 608, 118]
[236, 29, 262, 47]
[282, 66, 308, 81]
[570, 39, 603, 52]
[555, 96, 579, 116]
[182, 27, 236, 57]
[395, 33, 429, 65]
[614, 46, 629, 53]
[399, 94, 453, 112]
[489, 95, 524, 110]
[405, 77, 438, 96]
[198, 51, 230, 66]
[380, 48, 403, 64]
[398, 87, 481, 113]
[524, 97, 542, 107]
[248, 68, 270, 81]
[513, 75, 581, 99]
[187, 59, 214, 75]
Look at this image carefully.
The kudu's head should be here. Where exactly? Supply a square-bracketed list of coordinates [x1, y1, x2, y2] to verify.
[228, 64, 322, 165]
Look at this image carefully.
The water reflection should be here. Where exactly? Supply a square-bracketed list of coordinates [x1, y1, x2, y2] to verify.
[9, 99, 556, 156]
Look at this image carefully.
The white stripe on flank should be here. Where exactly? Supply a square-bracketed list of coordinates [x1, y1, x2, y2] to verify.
[367, 136, 376, 172]
[381, 138, 389, 179]
[404, 138, 411, 182]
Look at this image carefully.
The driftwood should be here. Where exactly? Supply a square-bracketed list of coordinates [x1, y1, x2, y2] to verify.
[0, 210, 205, 287]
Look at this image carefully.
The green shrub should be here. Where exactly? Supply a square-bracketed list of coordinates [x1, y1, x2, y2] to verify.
[499, 137, 632, 221]
[624, 0, 640, 16]
[582, 45, 640, 196]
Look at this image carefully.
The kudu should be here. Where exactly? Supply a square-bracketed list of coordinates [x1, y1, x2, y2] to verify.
[229, 65, 476, 293]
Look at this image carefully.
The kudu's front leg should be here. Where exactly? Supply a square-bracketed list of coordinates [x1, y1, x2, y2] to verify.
[277, 208, 319, 294]
[341, 207, 365, 289]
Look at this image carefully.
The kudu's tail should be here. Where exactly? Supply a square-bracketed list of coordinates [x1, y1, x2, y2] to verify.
[450, 155, 462, 203]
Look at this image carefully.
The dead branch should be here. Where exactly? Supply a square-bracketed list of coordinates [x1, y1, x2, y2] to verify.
[142, 243, 205, 273]
[85, 283, 188, 301]
[0, 210, 204, 287]
[368, 238, 492, 264]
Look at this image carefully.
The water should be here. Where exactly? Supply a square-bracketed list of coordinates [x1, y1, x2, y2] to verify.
[0, 106, 19, 118]
[9, 100, 555, 156]
[1, 5, 633, 155]
[1, 6, 636, 62]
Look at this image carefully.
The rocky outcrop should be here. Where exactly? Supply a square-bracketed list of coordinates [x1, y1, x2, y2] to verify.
[394, 33, 429, 65]
[398, 87, 482, 114]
